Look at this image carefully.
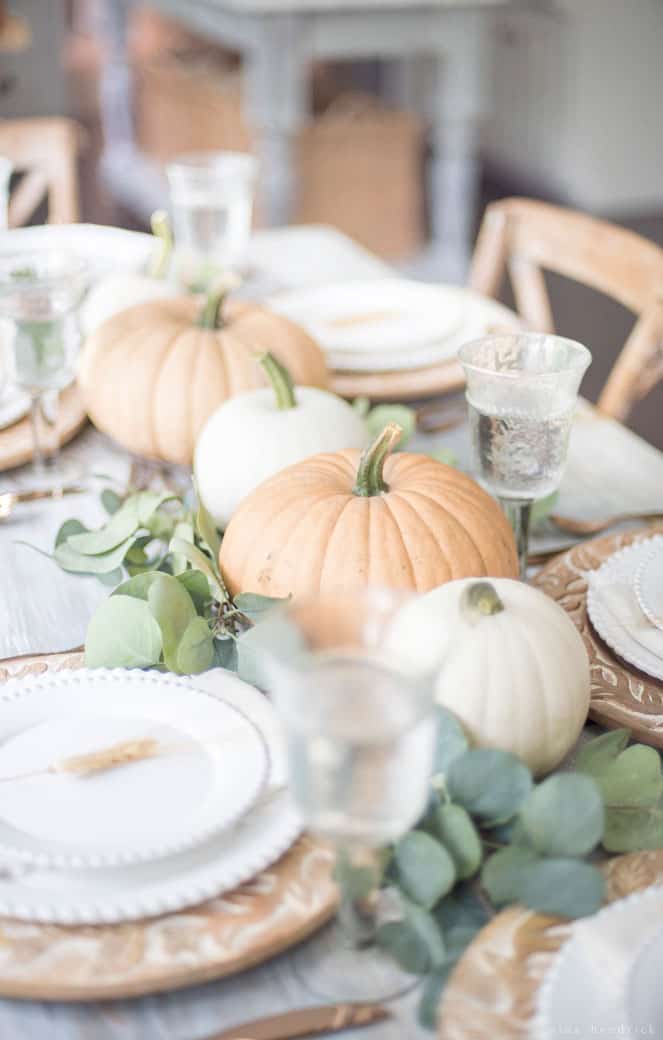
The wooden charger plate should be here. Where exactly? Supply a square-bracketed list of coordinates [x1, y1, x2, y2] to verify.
[331, 359, 464, 402]
[0, 384, 87, 473]
[0, 652, 336, 1001]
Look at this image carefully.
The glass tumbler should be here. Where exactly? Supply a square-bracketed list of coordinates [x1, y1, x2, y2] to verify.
[253, 589, 440, 1002]
[459, 332, 591, 578]
[0, 250, 87, 488]
[166, 151, 258, 287]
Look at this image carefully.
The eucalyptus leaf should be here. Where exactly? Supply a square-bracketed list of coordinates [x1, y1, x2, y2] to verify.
[55, 533, 136, 575]
[85, 595, 162, 669]
[113, 572, 160, 600]
[66, 497, 141, 555]
[433, 707, 469, 774]
[213, 637, 239, 672]
[177, 569, 212, 613]
[169, 538, 226, 600]
[400, 898, 446, 970]
[394, 831, 456, 909]
[234, 592, 288, 624]
[366, 404, 416, 448]
[603, 806, 663, 852]
[418, 964, 456, 1030]
[236, 614, 305, 687]
[519, 859, 605, 919]
[55, 518, 88, 547]
[519, 774, 604, 857]
[136, 490, 178, 526]
[583, 745, 663, 809]
[433, 803, 482, 880]
[576, 729, 630, 774]
[446, 749, 533, 826]
[176, 616, 215, 674]
[434, 885, 490, 935]
[334, 851, 380, 902]
[171, 520, 195, 575]
[194, 487, 222, 558]
[481, 846, 539, 906]
[375, 921, 430, 975]
[147, 573, 197, 672]
[101, 489, 123, 515]
[99, 568, 124, 587]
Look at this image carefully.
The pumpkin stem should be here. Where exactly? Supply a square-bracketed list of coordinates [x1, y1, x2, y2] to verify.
[258, 352, 297, 410]
[148, 210, 173, 280]
[461, 581, 505, 621]
[198, 287, 229, 330]
[352, 422, 402, 497]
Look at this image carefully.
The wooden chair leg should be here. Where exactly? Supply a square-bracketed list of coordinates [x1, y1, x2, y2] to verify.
[467, 205, 509, 298]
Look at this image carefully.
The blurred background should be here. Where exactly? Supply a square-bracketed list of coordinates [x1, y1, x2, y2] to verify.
[2, 0, 663, 443]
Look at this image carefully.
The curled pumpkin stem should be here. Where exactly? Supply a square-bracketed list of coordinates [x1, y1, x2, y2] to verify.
[148, 210, 173, 281]
[258, 352, 297, 410]
[461, 581, 505, 620]
[353, 422, 402, 497]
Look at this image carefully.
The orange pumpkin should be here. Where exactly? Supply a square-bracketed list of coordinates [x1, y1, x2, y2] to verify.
[219, 423, 518, 597]
[78, 290, 329, 464]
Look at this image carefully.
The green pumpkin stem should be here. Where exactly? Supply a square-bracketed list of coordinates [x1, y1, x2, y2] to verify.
[148, 210, 173, 281]
[198, 287, 229, 330]
[258, 352, 297, 410]
[353, 422, 402, 497]
[461, 581, 505, 620]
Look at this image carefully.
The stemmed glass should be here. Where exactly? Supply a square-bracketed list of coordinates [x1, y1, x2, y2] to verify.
[0, 250, 87, 488]
[459, 333, 591, 578]
[253, 589, 440, 1001]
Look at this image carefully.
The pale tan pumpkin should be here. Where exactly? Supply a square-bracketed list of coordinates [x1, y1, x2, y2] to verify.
[78, 290, 329, 464]
[219, 423, 519, 597]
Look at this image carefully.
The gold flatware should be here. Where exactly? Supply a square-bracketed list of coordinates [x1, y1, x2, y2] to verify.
[0, 484, 85, 519]
[550, 510, 663, 536]
[207, 1002, 391, 1040]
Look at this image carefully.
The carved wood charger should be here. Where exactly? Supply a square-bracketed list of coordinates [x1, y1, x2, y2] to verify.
[438, 528, 663, 1038]
[0, 384, 87, 472]
[0, 652, 336, 1001]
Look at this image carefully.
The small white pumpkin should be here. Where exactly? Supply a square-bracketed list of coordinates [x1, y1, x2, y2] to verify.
[80, 211, 178, 335]
[389, 578, 590, 776]
[195, 352, 368, 527]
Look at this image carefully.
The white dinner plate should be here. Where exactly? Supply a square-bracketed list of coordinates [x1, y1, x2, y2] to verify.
[0, 670, 270, 869]
[534, 885, 663, 1039]
[268, 280, 519, 372]
[586, 538, 663, 680]
[0, 383, 30, 431]
[0, 224, 153, 278]
[0, 668, 299, 925]
[634, 538, 663, 630]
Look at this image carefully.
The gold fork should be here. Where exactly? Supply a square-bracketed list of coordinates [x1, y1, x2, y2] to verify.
[0, 485, 85, 520]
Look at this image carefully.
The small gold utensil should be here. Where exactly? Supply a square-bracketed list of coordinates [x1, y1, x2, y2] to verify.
[206, 1002, 390, 1040]
[0, 484, 85, 520]
[550, 510, 663, 536]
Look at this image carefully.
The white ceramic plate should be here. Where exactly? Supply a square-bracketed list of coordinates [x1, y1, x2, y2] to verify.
[634, 538, 663, 631]
[534, 885, 663, 1039]
[269, 280, 519, 371]
[0, 669, 298, 925]
[0, 670, 270, 869]
[586, 539, 663, 680]
[0, 383, 29, 431]
[0, 224, 153, 278]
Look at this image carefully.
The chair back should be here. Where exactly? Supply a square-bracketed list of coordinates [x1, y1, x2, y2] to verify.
[0, 117, 83, 227]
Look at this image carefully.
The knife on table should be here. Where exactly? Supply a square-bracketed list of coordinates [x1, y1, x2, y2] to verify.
[206, 1002, 391, 1039]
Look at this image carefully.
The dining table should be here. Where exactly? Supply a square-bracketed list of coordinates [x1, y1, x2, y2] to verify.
[2, 223, 663, 1039]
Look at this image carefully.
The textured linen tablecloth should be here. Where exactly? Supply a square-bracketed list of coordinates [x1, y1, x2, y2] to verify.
[3, 225, 663, 1038]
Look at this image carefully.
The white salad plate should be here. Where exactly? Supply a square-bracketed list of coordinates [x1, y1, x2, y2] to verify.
[586, 538, 663, 680]
[268, 279, 519, 372]
[634, 536, 663, 631]
[0, 668, 298, 925]
[534, 884, 663, 1038]
[0, 669, 270, 869]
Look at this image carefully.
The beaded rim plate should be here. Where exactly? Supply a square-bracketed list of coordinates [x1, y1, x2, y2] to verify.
[634, 535, 663, 631]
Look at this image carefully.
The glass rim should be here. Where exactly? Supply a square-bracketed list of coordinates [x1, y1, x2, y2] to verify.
[0, 249, 87, 292]
[165, 150, 258, 178]
[458, 332, 592, 378]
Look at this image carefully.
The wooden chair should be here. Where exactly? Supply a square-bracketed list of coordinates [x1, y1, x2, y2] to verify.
[0, 117, 84, 227]
[468, 197, 663, 423]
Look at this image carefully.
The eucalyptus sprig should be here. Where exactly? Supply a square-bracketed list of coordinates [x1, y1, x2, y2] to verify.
[339, 708, 663, 1030]
[51, 485, 284, 675]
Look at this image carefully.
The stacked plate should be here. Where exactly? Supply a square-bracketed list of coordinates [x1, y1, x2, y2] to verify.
[268, 278, 521, 376]
[0, 668, 298, 925]
[587, 535, 663, 681]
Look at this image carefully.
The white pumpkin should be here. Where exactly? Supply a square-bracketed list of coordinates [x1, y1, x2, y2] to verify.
[80, 211, 178, 335]
[195, 352, 368, 527]
[389, 578, 590, 776]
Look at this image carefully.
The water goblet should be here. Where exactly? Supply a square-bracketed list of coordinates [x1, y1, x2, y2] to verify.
[166, 151, 258, 289]
[0, 250, 87, 488]
[253, 588, 440, 1002]
[459, 332, 591, 578]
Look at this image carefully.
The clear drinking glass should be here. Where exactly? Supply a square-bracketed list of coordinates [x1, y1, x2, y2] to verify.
[0, 250, 87, 488]
[0, 157, 11, 230]
[254, 589, 439, 1002]
[166, 151, 258, 287]
[459, 332, 591, 578]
